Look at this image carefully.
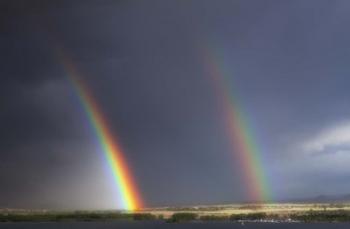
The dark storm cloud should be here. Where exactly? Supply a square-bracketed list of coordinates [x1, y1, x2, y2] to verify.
[1, 0, 350, 209]
[0, 1, 103, 208]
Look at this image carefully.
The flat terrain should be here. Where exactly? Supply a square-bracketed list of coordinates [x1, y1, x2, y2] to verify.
[2, 203, 350, 222]
[141, 203, 350, 218]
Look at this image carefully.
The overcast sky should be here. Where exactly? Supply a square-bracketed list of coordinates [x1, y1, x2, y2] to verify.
[2, 0, 350, 210]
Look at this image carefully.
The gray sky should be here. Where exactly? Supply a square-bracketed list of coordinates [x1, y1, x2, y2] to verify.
[1, 0, 350, 210]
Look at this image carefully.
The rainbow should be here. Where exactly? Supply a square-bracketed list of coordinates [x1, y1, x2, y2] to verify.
[58, 52, 143, 211]
[202, 46, 270, 202]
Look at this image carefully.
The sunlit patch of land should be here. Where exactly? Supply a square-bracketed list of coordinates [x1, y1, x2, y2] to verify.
[141, 203, 350, 218]
[141, 203, 350, 222]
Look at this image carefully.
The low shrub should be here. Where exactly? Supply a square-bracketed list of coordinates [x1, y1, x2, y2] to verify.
[167, 213, 198, 223]
[132, 213, 156, 220]
[200, 215, 228, 221]
[230, 212, 267, 221]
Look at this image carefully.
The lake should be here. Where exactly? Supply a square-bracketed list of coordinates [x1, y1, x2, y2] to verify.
[0, 222, 349, 229]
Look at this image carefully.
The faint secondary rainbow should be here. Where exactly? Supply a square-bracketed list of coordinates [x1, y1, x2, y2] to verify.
[58, 51, 143, 211]
[202, 46, 270, 202]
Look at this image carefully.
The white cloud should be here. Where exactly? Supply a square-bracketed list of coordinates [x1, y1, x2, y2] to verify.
[302, 121, 350, 153]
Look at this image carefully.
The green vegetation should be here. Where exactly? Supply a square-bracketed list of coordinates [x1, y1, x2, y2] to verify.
[166, 213, 198, 223]
[200, 215, 229, 221]
[230, 212, 267, 221]
[291, 210, 350, 222]
[132, 213, 156, 220]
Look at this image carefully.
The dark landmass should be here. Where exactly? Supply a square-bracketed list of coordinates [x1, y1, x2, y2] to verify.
[2, 209, 350, 223]
[0, 212, 157, 222]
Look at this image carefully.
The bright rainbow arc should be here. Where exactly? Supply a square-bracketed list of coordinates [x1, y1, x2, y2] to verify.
[59, 53, 143, 211]
[202, 46, 270, 202]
